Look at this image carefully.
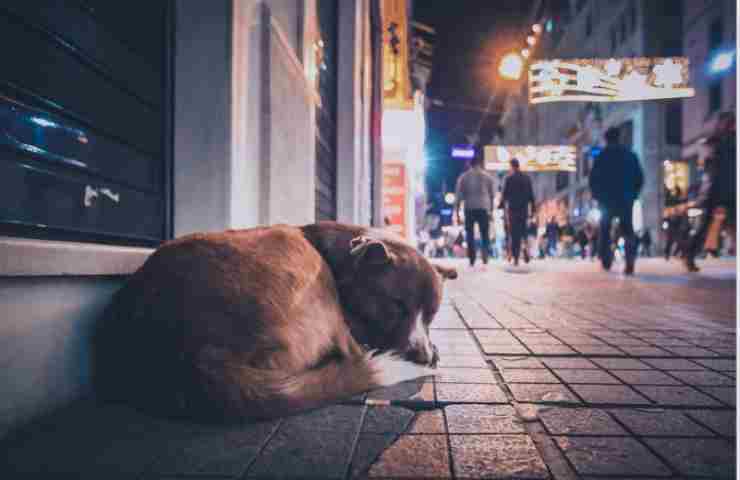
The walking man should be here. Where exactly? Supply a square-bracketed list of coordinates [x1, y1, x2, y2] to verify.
[454, 151, 495, 267]
[501, 158, 536, 266]
[589, 127, 644, 275]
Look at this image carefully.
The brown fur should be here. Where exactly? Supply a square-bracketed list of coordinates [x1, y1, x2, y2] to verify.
[94, 222, 455, 421]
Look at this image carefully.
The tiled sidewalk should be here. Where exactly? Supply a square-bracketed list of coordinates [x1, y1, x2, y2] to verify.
[1, 258, 736, 479]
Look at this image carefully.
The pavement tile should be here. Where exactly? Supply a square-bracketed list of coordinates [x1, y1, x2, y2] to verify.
[554, 436, 672, 477]
[436, 383, 509, 403]
[147, 420, 279, 476]
[552, 369, 621, 384]
[479, 343, 531, 355]
[569, 385, 652, 405]
[360, 434, 451, 479]
[473, 330, 521, 344]
[512, 333, 565, 345]
[526, 344, 578, 355]
[437, 354, 489, 368]
[697, 386, 736, 406]
[435, 367, 497, 384]
[541, 357, 600, 369]
[634, 386, 724, 406]
[508, 384, 579, 404]
[368, 379, 424, 401]
[667, 369, 735, 386]
[643, 438, 736, 478]
[615, 346, 674, 356]
[609, 369, 683, 385]
[642, 358, 706, 370]
[538, 408, 627, 435]
[362, 406, 415, 434]
[661, 346, 721, 357]
[407, 410, 446, 433]
[436, 344, 483, 355]
[607, 409, 714, 436]
[449, 434, 550, 479]
[501, 368, 561, 384]
[592, 358, 653, 370]
[246, 421, 356, 479]
[488, 356, 545, 369]
[685, 409, 737, 437]
[569, 345, 626, 355]
[280, 404, 364, 432]
[445, 405, 525, 433]
[693, 358, 737, 371]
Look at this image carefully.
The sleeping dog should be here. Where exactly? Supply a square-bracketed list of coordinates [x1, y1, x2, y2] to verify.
[95, 222, 457, 421]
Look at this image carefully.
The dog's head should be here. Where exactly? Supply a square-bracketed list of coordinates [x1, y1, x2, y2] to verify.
[303, 222, 456, 367]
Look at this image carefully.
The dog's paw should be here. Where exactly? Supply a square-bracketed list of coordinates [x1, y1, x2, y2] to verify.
[367, 351, 437, 387]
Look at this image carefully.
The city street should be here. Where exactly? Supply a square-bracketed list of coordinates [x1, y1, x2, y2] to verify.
[2, 257, 735, 479]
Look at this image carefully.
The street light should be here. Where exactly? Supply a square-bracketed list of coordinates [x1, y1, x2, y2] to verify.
[499, 52, 524, 80]
[532, 23, 542, 34]
[526, 35, 537, 47]
[521, 48, 531, 59]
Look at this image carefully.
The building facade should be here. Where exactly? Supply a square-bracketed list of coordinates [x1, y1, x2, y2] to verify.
[500, 0, 688, 247]
[0, 0, 383, 438]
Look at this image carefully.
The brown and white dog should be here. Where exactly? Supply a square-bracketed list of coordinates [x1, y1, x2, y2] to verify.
[95, 222, 457, 421]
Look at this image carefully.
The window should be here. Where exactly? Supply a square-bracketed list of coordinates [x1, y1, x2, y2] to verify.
[709, 82, 722, 114]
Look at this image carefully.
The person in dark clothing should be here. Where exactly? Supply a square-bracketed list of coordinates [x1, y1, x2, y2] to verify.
[685, 112, 737, 272]
[589, 127, 644, 275]
[576, 228, 589, 259]
[545, 217, 559, 257]
[501, 158, 536, 266]
[455, 152, 495, 267]
[640, 229, 652, 257]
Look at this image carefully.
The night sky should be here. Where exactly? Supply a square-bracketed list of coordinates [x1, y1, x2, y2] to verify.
[414, 1, 533, 198]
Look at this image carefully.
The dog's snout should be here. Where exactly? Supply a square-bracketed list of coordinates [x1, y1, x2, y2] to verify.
[405, 342, 439, 368]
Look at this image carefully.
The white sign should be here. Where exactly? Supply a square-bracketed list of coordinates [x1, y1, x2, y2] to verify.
[484, 145, 577, 172]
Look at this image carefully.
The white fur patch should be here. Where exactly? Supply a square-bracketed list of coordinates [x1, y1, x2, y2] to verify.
[367, 351, 436, 387]
[408, 313, 434, 362]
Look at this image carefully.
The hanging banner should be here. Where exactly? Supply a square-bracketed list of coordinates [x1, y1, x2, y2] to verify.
[529, 57, 695, 104]
[484, 145, 577, 172]
[382, 163, 407, 238]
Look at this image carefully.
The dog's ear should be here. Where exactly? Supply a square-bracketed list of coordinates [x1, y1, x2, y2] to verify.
[350, 236, 394, 266]
[433, 264, 458, 280]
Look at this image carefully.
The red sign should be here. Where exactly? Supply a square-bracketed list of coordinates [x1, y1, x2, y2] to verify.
[382, 163, 406, 238]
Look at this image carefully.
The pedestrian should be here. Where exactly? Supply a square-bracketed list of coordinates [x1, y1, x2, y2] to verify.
[589, 126, 644, 275]
[639, 229, 652, 257]
[684, 112, 737, 272]
[545, 217, 559, 257]
[576, 228, 589, 259]
[501, 158, 536, 266]
[454, 150, 495, 267]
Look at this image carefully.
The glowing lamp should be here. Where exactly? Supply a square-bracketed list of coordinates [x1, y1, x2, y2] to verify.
[709, 49, 736, 74]
[444, 193, 456, 205]
[499, 53, 524, 80]
[521, 49, 531, 59]
[526, 35, 537, 47]
[532, 24, 542, 34]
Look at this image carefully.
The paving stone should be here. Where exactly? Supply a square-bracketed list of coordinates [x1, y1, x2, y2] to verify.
[569, 385, 651, 405]
[450, 434, 549, 479]
[609, 370, 683, 385]
[693, 358, 737, 371]
[644, 438, 736, 478]
[526, 344, 578, 355]
[246, 421, 356, 479]
[360, 434, 451, 478]
[538, 408, 627, 435]
[662, 346, 721, 357]
[362, 406, 415, 434]
[445, 405, 525, 433]
[615, 346, 674, 356]
[488, 356, 545, 369]
[668, 370, 735, 386]
[592, 358, 653, 370]
[698, 386, 736, 406]
[634, 386, 724, 406]
[368, 379, 424, 401]
[512, 333, 565, 345]
[281, 404, 364, 432]
[642, 358, 706, 370]
[501, 369, 561, 384]
[608, 409, 714, 436]
[554, 437, 671, 477]
[569, 345, 626, 355]
[540, 357, 599, 369]
[508, 384, 579, 404]
[437, 354, 489, 367]
[685, 409, 737, 437]
[436, 383, 509, 403]
[148, 420, 279, 476]
[407, 410, 446, 434]
[479, 343, 531, 355]
[436, 344, 483, 355]
[473, 330, 521, 344]
[435, 367, 497, 384]
[552, 369, 621, 384]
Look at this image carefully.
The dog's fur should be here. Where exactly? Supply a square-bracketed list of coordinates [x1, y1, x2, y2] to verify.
[94, 222, 456, 421]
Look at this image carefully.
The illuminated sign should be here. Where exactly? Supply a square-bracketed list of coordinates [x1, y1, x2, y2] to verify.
[383, 163, 407, 238]
[529, 57, 695, 103]
[451, 145, 475, 158]
[484, 145, 577, 172]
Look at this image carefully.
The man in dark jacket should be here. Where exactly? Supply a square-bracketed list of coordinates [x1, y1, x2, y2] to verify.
[501, 158, 536, 266]
[589, 127, 644, 274]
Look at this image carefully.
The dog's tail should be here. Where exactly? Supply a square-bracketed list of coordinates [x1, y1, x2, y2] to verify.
[194, 348, 435, 421]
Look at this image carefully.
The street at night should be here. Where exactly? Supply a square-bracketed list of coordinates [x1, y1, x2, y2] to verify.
[0, 0, 737, 479]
